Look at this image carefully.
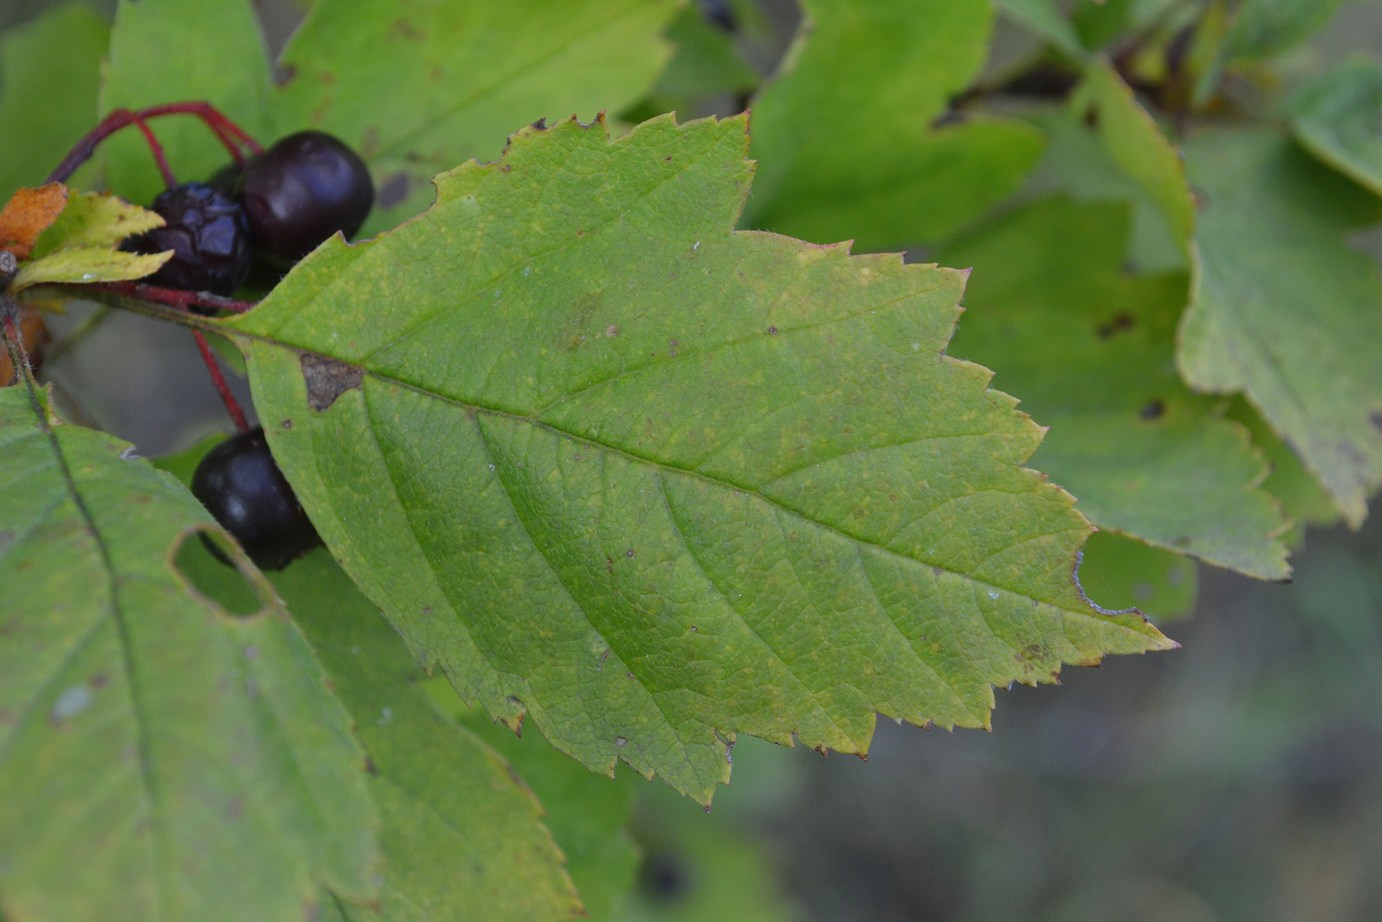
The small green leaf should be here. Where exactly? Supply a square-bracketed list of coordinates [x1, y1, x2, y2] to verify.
[743, 0, 1044, 249]
[1291, 58, 1382, 197]
[29, 189, 166, 256]
[224, 113, 1170, 803]
[0, 4, 109, 195]
[12, 247, 169, 291]
[942, 196, 1290, 579]
[0, 387, 377, 922]
[1180, 129, 1382, 527]
[11, 191, 170, 291]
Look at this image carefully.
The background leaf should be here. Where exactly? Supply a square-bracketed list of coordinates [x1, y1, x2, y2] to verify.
[267, 551, 586, 920]
[453, 704, 642, 920]
[1291, 57, 1382, 196]
[100, 0, 272, 208]
[224, 112, 1170, 803]
[270, 0, 681, 231]
[1178, 129, 1382, 526]
[0, 386, 377, 922]
[742, 0, 1045, 249]
[941, 196, 1290, 579]
[0, 3, 109, 195]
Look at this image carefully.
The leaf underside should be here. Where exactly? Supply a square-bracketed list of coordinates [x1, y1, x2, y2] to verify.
[227, 113, 1169, 802]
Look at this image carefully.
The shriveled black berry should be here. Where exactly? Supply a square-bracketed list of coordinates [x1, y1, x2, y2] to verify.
[126, 182, 252, 297]
[236, 130, 374, 266]
[191, 427, 321, 571]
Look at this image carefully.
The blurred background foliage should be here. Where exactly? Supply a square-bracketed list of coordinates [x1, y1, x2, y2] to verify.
[3, 0, 1379, 919]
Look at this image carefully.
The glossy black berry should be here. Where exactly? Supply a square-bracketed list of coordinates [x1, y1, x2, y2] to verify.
[236, 130, 374, 266]
[191, 427, 321, 570]
[126, 182, 252, 297]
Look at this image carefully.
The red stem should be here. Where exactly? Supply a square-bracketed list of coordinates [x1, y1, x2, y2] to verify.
[129, 112, 178, 189]
[44, 101, 264, 185]
[99, 280, 258, 315]
[192, 329, 250, 433]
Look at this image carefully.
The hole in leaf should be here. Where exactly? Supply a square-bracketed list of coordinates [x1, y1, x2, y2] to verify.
[172, 528, 262, 617]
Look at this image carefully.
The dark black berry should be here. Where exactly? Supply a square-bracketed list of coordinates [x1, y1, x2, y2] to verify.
[236, 130, 374, 266]
[126, 182, 252, 297]
[191, 427, 321, 570]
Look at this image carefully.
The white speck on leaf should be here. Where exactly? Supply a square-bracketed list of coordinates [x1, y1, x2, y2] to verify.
[51, 685, 92, 722]
[987, 590, 1000, 600]
[378, 707, 394, 726]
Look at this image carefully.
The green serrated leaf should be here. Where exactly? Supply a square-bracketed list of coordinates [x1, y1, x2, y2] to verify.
[0, 386, 377, 922]
[221, 113, 1170, 803]
[0, 4, 109, 195]
[1179, 129, 1382, 527]
[100, 0, 272, 207]
[743, 0, 1044, 249]
[1291, 57, 1382, 197]
[272, 0, 680, 232]
[942, 196, 1290, 579]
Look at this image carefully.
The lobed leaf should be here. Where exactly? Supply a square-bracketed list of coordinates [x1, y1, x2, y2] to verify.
[223, 113, 1170, 802]
[0, 386, 377, 922]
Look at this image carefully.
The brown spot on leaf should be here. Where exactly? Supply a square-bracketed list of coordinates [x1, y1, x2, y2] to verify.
[364, 756, 379, 776]
[1140, 399, 1166, 420]
[1082, 105, 1100, 129]
[389, 17, 423, 40]
[531, 117, 548, 131]
[1096, 311, 1136, 338]
[300, 352, 363, 412]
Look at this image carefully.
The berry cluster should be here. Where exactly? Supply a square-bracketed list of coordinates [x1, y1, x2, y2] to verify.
[127, 130, 375, 298]
[39, 104, 373, 570]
